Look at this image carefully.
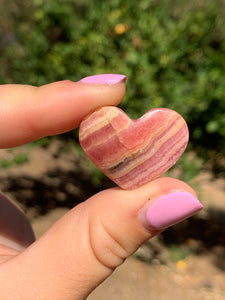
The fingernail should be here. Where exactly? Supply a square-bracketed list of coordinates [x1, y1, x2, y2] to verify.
[144, 192, 203, 230]
[79, 74, 127, 85]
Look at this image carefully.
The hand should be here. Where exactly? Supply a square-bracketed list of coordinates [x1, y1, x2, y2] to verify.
[0, 75, 203, 300]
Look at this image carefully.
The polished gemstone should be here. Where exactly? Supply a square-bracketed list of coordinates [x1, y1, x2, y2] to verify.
[79, 106, 189, 190]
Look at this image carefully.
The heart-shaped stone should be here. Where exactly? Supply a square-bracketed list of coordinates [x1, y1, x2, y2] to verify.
[79, 106, 189, 190]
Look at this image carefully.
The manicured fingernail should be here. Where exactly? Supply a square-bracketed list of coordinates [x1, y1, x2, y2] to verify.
[79, 74, 127, 85]
[145, 192, 203, 230]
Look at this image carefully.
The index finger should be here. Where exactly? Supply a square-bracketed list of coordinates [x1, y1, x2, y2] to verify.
[0, 74, 126, 148]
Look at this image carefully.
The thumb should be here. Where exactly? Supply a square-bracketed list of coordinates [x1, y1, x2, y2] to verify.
[0, 178, 203, 300]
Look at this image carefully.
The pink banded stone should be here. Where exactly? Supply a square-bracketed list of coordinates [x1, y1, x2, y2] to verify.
[79, 106, 189, 190]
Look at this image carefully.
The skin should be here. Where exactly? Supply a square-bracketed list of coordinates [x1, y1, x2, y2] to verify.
[0, 80, 197, 300]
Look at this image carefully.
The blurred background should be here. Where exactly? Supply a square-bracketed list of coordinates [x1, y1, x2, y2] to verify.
[0, 0, 225, 299]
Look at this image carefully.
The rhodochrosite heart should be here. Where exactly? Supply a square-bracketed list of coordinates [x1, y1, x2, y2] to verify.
[79, 106, 189, 190]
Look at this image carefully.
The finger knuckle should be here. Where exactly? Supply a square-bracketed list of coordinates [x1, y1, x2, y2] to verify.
[88, 218, 129, 270]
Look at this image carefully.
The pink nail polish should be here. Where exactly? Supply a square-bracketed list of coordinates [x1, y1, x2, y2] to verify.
[145, 192, 203, 229]
[79, 74, 127, 85]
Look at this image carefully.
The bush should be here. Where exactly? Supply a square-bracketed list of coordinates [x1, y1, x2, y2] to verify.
[0, 0, 225, 157]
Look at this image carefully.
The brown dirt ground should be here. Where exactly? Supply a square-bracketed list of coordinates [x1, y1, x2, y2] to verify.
[0, 141, 225, 299]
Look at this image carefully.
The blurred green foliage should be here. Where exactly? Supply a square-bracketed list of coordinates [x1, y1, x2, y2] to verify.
[0, 151, 29, 168]
[0, 0, 225, 158]
[169, 244, 191, 262]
